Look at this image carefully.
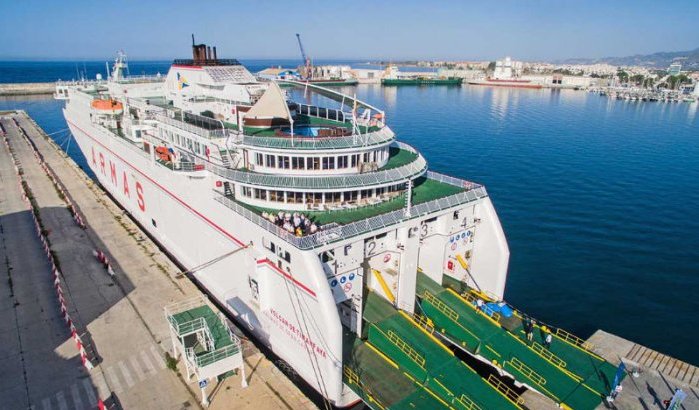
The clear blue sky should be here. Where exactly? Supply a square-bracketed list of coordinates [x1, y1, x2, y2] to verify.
[1, 0, 697, 61]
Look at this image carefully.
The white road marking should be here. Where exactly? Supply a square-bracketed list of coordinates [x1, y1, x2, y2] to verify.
[55, 391, 68, 410]
[140, 349, 157, 375]
[82, 378, 97, 406]
[150, 346, 166, 369]
[130, 355, 147, 381]
[105, 366, 123, 393]
[118, 360, 135, 388]
[70, 383, 83, 409]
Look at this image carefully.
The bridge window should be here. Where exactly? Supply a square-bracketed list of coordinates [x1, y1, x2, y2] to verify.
[307, 157, 320, 170]
[279, 156, 290, 169]
[241, 186, 252, 197]
[322, 156, 335, 170]
[265, 154, 276, 168]
[351, 154, 359, 167]
[338, 155, 348, 168]
[255, 153, 263, 165]
[292, 156, 305, 170]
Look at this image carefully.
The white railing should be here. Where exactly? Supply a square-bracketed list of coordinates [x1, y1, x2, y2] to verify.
[296, 103, 348, 123]
[214, 177, 487, 250]
[155, 113, 228, 140]
[207, 152, 427, 190]
[239, 126, 395, 150]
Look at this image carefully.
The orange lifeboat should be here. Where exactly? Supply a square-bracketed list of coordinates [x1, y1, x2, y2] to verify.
[91, 99, 123, 115]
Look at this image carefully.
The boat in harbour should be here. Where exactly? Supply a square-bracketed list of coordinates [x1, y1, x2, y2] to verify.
[56, 39, 619, 410]
[468, 57, 542, 89]
[381, 65, 463, 86]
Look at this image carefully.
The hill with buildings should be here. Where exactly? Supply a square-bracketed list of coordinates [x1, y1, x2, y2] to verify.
[558, 48, 699, 70]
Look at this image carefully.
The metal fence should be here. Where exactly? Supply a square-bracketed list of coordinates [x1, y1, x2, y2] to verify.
[207, 152, 427, 190]
[214, 175, 487, 250]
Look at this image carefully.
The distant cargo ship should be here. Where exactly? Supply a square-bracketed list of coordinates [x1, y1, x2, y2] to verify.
[381, 65, 462, 86]
[467, 78, 542, 89]
[468, 57, 543, 89]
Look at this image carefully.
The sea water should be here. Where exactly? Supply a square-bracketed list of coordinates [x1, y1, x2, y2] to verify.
[2, 61, 698, 365]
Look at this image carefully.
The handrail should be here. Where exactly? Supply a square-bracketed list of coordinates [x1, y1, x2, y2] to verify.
[423, 291, 459, 322]
[239, 125, 395, 150]
[486, 374, 525, 406]
[193, 343, 241, 368]
[507, 357, 547, 387]
[207, 152, 427, 190]
[213, 178, 487, 250]
[531, 342, 567, 369]
[386, 329, 426, 369]
[455, 394, 483, 410]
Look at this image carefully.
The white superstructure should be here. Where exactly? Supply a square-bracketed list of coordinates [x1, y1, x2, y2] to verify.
[58, 41, 510, 408]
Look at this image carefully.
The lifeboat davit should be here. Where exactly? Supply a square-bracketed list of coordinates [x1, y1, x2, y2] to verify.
[91, 99, 123, 115]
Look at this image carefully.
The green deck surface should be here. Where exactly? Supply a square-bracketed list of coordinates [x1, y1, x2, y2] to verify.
[417, 273, 615, 410]
[171, 305, 233, 350]
[234, 176, 465, 226]
[343, 334, 452, 410]
[361, 292, 521, 410]
[383, 147, 418, 170]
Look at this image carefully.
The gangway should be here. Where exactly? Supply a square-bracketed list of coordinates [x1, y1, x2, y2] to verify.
[165, 297, 246, 406]
[417, 272, 618, 409]
[357, 292, 523, 409]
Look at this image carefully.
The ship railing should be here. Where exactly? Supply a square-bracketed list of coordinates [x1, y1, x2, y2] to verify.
[155, 113, 228, 140]
[295, 103, 348, 123]
[207, 152, 427, 190]
[155, 158, 206, 173]
[191, 338, 242, 368]
[214, 176, 486, 250]
[239, 125, 395, 150]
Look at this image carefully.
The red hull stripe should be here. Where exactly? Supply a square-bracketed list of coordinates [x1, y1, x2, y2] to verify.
[257, 258, 317, 297]
[68, 120, 318, 297]
[68, 120, 245, 246]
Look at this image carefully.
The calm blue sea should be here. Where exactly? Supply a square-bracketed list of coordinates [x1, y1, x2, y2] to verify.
[2, 61, 698, 365]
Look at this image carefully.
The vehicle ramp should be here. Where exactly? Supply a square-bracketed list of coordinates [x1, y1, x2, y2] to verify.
[359, 292, 523, 410]
[418, 272, 613, 410]
[440, 275, 619, 397]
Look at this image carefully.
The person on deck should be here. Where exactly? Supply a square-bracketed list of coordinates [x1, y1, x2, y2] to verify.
[544, 332, 553, 349]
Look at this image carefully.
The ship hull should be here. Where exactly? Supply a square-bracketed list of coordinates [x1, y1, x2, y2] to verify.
[381, 78, 463, 86]
[63, 108, 351, 406]
[467, 79, 543, 89]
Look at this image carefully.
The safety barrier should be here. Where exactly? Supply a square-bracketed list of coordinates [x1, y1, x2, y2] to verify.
[343, 366, 387, 410]
[93, 249, 116, 277]
[555, 328, 595, 351]
[531, 342, 568, 369]
[423, 291, 460, 322]
[386, 330, 426, 369]
[1, 121, 94, 371]
[455, 393, 483, 410]
[486, 374, 525, 406]
[508, 357, 547, 387]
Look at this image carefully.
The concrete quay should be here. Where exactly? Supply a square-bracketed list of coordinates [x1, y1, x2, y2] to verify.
[588, 330, 698, 409]
[0, 83, 55, 97]
[0, 111, 318, 410]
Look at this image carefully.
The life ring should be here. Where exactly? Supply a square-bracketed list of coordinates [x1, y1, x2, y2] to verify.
[383, 253, 391, 263]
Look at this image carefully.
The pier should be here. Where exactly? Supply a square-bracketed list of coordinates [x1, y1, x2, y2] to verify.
[0, 83, 56, 96]
[0, 110, 317, 410]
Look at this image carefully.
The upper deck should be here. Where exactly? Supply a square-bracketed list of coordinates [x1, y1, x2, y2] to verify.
[215, 171, 487, 250]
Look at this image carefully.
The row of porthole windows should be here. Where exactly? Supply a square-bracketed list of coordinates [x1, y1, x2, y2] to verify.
[240, 183, 406, 205]
[252, 147, 389, 170]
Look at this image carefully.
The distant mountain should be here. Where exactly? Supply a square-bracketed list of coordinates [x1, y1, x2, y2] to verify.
[557, 48, 699, 70]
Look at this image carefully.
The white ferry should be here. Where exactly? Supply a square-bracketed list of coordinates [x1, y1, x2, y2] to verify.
[57, 39, 617, 410]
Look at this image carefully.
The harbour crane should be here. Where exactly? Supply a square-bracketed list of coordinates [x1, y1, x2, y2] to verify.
[295, 33, 312, 80]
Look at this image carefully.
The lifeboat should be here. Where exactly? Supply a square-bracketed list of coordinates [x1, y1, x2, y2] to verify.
[91, 99, 123, 115]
